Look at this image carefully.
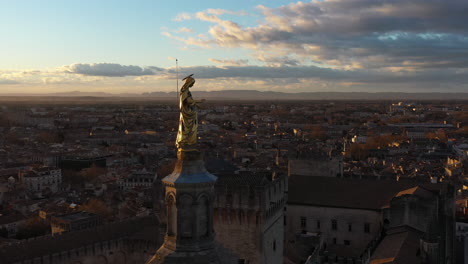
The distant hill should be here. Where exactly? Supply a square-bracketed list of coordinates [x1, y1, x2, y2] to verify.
[2, 90, 468, 100]
[49, 91, 116, 97]
[142, 90, 468, 100]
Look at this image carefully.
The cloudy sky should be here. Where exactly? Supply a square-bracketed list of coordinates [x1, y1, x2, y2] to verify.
[1, 0, 467, 94]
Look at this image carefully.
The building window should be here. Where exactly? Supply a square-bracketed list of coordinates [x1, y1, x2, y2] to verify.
[344, 240, 351, 246]
[273, 239, 276, 251]
[284, 215, 287, 226]
[331, 219, 337, 230]
[317, 220, 321, 229]
[333, 237, 337, 244]
[300, 217, 307, 229]
[364, 223, 370, 233]
[348, 223, 352, 232]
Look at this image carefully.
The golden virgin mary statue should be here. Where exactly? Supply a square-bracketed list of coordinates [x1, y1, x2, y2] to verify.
[175, 74, 205, 151]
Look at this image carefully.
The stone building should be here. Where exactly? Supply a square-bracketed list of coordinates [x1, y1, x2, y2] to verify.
[50, 211, 102, 235]
[372, 184, 455, 264]
[213, 171, 287, 264]
[20, 167, 62, 194]
[0, 216, 162, 264]
[119, 169, 157, 190]
[146, 151, 238, 264]
[286, 176, 406, 263]
[286, 176, 455, 264]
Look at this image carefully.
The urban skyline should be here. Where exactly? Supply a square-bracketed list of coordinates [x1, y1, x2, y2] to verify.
[1, 0, 468, 94]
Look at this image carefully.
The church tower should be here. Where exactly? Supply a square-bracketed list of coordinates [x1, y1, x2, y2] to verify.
[146, 151, 222, 263]
[147, 75, 236, 263]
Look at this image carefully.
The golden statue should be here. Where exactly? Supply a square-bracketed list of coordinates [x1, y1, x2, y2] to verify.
[175, 74, 205, 151]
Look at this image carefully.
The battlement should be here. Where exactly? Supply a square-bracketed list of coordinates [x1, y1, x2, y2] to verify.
[0, 216, 163, 264]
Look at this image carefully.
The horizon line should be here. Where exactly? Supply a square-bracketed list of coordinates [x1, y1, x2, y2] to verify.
[1, 90, 468, 96]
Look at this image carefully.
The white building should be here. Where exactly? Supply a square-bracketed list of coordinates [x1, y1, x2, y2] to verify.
[20, 167, 62, 194]
[119, 169, 156, 190]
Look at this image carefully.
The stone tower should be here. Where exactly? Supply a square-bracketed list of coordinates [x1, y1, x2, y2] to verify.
[148, 75, 237, 263]
[146, 151, 225, 264]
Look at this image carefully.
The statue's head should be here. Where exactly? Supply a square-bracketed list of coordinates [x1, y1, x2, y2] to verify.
[183, 77, 195, 88]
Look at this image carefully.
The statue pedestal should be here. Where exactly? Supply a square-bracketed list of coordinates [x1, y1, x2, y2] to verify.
[162, 150, 218, 185]
[147, 150, 228, 264]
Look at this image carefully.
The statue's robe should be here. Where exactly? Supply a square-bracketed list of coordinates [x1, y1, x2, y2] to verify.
[176, 85, 198, 149]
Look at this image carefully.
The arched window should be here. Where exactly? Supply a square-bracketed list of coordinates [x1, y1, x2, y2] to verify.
[167, 195, 176, 236]
[197, 195, 209, 237]
[179, 195, 193, 238]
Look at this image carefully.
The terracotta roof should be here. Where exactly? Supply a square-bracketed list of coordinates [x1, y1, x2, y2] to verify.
[288, 176, 417, 210]
[370, 227, 422, 264]
[395, 187, 433, 199]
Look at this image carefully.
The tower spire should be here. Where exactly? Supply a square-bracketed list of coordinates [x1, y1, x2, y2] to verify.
[147, 78, 236, 263]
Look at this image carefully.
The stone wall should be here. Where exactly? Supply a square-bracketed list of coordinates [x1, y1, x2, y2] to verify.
[214, 211, 262, 264]
[10, 239, 157, 264]
[388, 195, 436, 232]
[213, 173, 286, 264]
[0, 216, 162, 264]
[262, 211, 284, 264]
[286, 205, 381, 251]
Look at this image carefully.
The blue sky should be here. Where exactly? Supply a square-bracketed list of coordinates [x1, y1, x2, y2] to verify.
[0, 0, 284, 68]
[1, 0, 468, 94]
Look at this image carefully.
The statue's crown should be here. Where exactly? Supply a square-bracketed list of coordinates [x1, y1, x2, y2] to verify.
[182, 74, 194, 81]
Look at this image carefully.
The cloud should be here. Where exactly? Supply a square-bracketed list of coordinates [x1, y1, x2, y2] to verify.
[173, 12, 192, 21]
[176, 27, 194, 33]
[163, 65, 468, 86]
[209, 58, 249, 66]
[0, 79, 19, 85]
[204, 9, 247, 16]
[162, 31, 212, 48]
[254, 54, 300, 66]
[2, 63, 468, 93]
[166, 0, 468, 71]
[63, 63, 162, 77]
[174, 9, 247, 22]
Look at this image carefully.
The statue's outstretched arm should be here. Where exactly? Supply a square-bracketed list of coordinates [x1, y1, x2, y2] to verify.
[186, 97, 205, 106]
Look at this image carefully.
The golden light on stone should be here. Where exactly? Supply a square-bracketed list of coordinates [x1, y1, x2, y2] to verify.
[175, 75, 205, 151]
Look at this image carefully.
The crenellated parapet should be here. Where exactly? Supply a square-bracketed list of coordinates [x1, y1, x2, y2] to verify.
[0, 216, 162, 264]
[213, 171, 287, 264]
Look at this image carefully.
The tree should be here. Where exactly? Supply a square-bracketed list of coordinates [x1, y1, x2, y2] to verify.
[426, 129, 447, 143]
[79, 199, 112, 221]
[36, 132, 60, 144]
[347, 143, 369, 160]
[15, 216, 49, 239]
[79, 165, 106, 183]
[62, 169, 83, 185]
[310, 126, 327, 140]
